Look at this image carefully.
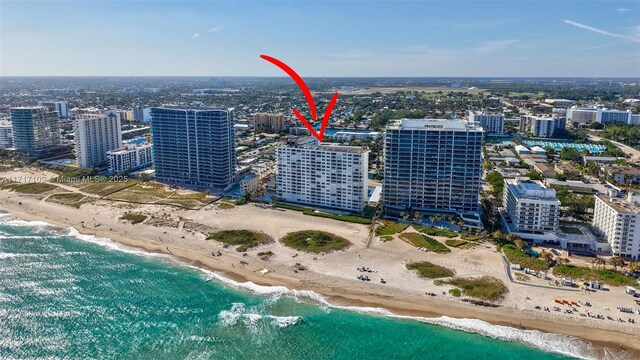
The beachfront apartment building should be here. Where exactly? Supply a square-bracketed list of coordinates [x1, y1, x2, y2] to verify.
[107, 142, 153, 175]
[592, 193, 640, 260]
[254, 113, 285, 133]
[38, 101, 69, 118]
[10, 107, 60, 152]
[382, 119, 484, 216]
[150, 106, 236, 190]
[519, 115, 566, 138]
[276, 139, 368, 212]
[469, 111, 504, 134]
[74, 113, 122, 168]
[567, 107, 633, 125]
[0, 120, 13, 149]
[503, 178, 560, 233]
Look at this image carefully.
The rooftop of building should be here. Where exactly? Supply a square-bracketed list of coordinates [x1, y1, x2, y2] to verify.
[505, 178, 559, 201]
[387, 118, 483, 132]
[10, 106, 48, 111]
[304, 144, 368, 154]
[107, 143, 152, 155]
[469, 110, 503, 116]
[152, 105, 232, 112]
[521, 115, 565, 120]
[596, 194, 640, 214]
[604, 166, 640, 175]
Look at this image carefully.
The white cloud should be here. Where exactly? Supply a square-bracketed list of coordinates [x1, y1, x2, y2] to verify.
[191, 33, 200, 39]
[207, 27, 222, 33]
[563, 19, 640, 43]
[405, 39, 519, 59]
[472, 40, 520, 54]
[617, 8, 629, 12]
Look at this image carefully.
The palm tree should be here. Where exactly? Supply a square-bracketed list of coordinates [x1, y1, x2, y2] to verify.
[492, 230, 504, 242]
[514, 239, 528, 251]
[400, 212, 410, 223]
[540, 250, 553, 263]
[555, 257, 569, 265]
[414, 211, 423, 224]
[609, 257, 626, 272]
[591, 256, 605, 269]
[627, 261, 640, 274]
[506, 233, 521, 244]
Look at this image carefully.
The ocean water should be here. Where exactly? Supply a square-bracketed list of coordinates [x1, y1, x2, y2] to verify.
[0, 213, 605, 360]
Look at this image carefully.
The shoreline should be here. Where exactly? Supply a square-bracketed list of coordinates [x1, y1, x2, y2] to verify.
[1, 193, 640, 358]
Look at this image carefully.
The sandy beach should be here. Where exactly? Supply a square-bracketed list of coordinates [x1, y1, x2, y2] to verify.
[1, 171, 640, 357]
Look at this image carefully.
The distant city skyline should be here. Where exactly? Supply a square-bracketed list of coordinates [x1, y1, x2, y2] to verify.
[1, 0, 639, 77]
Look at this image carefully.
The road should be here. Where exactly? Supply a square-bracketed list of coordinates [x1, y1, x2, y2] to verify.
[588, 133, 640, 161]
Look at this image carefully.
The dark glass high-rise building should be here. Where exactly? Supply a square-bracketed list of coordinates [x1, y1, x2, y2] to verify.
[10, 107, 60, 152]
[383, 119, 484, 215]
[150, 107, 236, 189]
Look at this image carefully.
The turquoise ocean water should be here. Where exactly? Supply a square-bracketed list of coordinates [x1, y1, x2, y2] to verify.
[0, 213, 605, 359]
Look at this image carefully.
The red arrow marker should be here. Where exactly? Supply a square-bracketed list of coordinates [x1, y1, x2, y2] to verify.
[260, 54, 338, 142]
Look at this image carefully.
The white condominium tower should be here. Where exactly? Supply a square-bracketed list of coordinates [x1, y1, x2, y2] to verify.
[75, 113, 122, 168]
[276, 138, 368, 212]
[519, 115, 566, 138]
[469, 111, 504, 134]
[0, 120, 13, 149]
[592, 193, 640, 260]
[503, 178, 560, 233]
[38, 101, 69, 118]
[383, 119, 484, 215]
[567, 107, 633, 125]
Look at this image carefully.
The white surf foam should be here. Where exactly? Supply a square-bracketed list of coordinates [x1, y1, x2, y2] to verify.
[217, 302, 301, 329]
[0, 212, 622, 359]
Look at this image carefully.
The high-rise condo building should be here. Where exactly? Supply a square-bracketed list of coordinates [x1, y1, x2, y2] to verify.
[383, 119, 483, 215]
[150, 107, 236, 189]
[107, 143, 153, 175]
[469, 111, 504, 134]
[276, 137, 368, 212]
[592, 193, 640, 260]
[38, 101, 69, 118]
[133, 107, 151, 123]
[567, 107, 633, 125]
[74, 113, 123, 168]
[519, 115, 566, 138]
[503, 178, 560, 233]
[10, 107, 60, 152]
[0, 120, 13, 149]
[254, 113, 285, 133]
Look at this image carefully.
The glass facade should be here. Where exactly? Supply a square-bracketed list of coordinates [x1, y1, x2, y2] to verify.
[382, 119, 483, 214]
[10, 107, 60, 152]
[150, 107, 236, 189]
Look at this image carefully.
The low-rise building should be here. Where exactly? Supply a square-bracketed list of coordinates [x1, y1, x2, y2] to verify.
[554, 162, 580, 177]
[603, 166, 640, 185]
[503, 178, 560, 233]
[239, 173, 261, 195]
[107, 143, 153, 175]
[592, 193, 640, 260]
[583, 156, 618, 165]
[531, 161, 556, 179]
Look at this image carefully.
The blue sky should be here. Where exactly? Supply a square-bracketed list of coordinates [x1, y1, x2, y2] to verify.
[1, 0, 639, 76]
